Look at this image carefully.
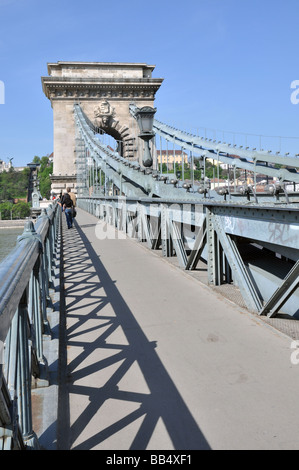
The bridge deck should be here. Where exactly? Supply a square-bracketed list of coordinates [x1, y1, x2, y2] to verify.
[59, 208, 299, 450]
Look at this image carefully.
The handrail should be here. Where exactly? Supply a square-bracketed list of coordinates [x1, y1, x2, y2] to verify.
[0, 202, 60, 450]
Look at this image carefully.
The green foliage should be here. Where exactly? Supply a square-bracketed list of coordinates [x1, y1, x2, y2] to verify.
[32, 156, 41, 164]
[161, 162, 202, 181]
[0, 201, 13, 219]
[0, 201, 31, 220]
[159, 159, 232, 182]
[39, 160, 53, 199]
[12, 201, 31, 218]
[205, 164, 217, 179]
[0, 167, 30, 200]
[0, 154, 52, 218]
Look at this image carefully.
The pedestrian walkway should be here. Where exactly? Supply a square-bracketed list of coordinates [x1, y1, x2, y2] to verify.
[60, 208, 299, 450]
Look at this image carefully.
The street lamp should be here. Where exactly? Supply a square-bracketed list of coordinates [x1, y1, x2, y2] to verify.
[135, 106, 156, 167]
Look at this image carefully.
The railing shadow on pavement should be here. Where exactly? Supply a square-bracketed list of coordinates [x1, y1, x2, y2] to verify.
[58, 218, 211, 450]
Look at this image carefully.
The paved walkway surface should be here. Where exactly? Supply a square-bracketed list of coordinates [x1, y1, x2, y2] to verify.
[61, 208, 299, 450]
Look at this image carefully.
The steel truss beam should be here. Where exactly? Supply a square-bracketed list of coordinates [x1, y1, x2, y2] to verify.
[206, 208, 263, 312]
[204, 201, 299, 315]
[142, 202, 208, 270]
[185, 219, 207, 271]
[79, 197, 207, 271]
[79, 196, 299, 317]
[259, 259, 299, 317]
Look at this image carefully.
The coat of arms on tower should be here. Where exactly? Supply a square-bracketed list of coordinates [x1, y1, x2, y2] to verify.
[94, 100, 116, 128]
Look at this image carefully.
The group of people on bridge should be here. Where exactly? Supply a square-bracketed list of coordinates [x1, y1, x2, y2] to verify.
[55, 187, 77, 229]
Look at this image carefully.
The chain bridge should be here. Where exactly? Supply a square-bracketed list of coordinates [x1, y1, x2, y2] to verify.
[1, 62, 299, 451]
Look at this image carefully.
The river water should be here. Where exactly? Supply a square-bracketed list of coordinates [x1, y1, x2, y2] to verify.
[0, 228, 24, 262]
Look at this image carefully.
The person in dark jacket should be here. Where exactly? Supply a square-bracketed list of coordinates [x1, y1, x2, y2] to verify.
[61, 190, 74, 229]
[56, 192, 63, 211]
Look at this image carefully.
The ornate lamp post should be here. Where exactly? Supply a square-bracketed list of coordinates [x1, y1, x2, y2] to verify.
[135, 106, 156, 167]
[27, 162, 40, 203]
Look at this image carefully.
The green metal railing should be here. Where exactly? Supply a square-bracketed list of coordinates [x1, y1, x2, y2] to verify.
[0, 203, 60, 450]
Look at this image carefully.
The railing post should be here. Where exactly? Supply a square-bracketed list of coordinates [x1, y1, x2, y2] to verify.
[16, 292, 39, 449]
[38, 254, 52, 338]
[19, 221, 49, 388]
[37, 209, 53, 338]
[46, 204, 54, 288]
[2, 288, 40, 449]
[32, 261, 49, 386]
[2, 308, 25, 450]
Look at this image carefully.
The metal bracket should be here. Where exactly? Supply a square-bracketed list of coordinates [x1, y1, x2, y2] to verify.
[210, 213, 262, 312]
[259, 259, 299, 317]
[168, 218, 188, 268]
[185, 218, 207, 270]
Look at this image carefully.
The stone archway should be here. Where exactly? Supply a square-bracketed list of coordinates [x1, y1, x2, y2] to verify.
[41, 61, 163, 195]
[92, 99, 134, 159]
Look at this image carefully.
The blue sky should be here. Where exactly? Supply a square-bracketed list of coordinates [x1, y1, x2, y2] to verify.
[0, 0, 299, 166]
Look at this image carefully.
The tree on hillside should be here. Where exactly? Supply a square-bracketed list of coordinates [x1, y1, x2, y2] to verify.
[0, 201, 30, 219]
[37, 156, 53, 199]
[32, 156, 41, 164]
[0, 167, 30, 201]
[0, 155, 52, 202]
[12, 201, 31, 219]
[0, 201, 13, 219]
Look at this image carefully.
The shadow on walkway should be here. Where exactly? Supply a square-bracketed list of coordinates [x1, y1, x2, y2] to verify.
[60, 219, 211, 450]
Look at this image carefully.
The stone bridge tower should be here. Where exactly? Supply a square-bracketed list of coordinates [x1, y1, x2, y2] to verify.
[41, 61, 163, 195]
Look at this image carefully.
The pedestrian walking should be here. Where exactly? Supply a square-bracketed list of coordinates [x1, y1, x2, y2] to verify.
[61, 189, 74, 229]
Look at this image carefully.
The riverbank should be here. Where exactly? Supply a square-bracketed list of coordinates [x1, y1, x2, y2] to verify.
[0, 225, 25, 261]
[0, 219, 26, 229]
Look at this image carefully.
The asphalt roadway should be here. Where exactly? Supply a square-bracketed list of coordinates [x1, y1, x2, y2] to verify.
[60, 208, 299, 450]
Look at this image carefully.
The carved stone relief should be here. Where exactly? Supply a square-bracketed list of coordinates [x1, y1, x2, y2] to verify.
[94, 100, 116, 128]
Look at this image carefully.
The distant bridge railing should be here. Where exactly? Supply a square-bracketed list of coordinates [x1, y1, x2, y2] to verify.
[0, 203, 60, 450]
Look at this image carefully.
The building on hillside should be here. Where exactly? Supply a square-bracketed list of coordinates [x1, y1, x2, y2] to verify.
[156, 150, 188, 170]
[0, 159, 13, 172]
[14, 166, 26, 172]
[0, 159, 26, 173]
